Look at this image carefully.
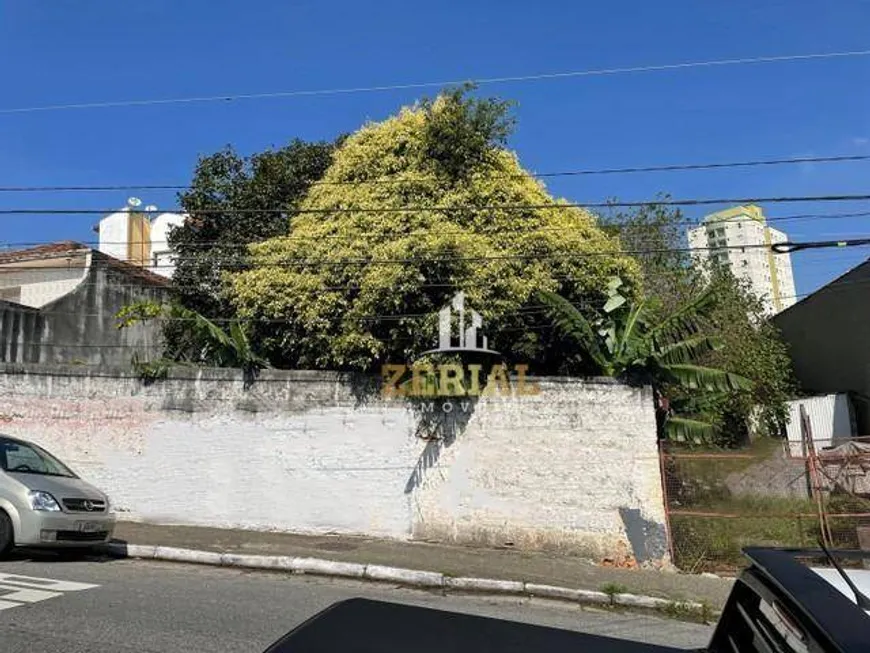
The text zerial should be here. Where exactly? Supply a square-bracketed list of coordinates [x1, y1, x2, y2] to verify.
[381, 363, 540, 398]
[380, 292, 539, 399]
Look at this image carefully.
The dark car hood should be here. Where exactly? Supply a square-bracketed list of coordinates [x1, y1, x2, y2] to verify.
[262, 598, 692, 653]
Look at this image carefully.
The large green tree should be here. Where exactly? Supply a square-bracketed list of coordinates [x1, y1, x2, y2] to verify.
[601, 198, 699, 316]
[229, 87, 641, 371]
[170, 138, 339, 318]
[696, 268, 797, 443]
[604, 203, 796, 443]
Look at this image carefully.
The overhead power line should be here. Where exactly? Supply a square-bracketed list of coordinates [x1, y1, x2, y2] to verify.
[2, 154, 869, 193]
[4, 237, 869, 273]
[11, 275, 870, 331]
[5, 210, 870, 252]
[2, 49, 869, 115]
[1, 193, 869, 216]
[5, 210, 870, 254]
[0, 252, 852, 297]
[771, 237, 870, 254]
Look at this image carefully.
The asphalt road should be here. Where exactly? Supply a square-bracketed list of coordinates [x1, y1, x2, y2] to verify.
[0, 552, 713, 653]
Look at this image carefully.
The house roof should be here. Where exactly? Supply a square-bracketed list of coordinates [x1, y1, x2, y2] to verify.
[0, 241, 171, 288]
[90, 250, 171, 288]
[0, 241, 90, 265]
[772, 255, 870, 403]
[773, 256, 870, 319]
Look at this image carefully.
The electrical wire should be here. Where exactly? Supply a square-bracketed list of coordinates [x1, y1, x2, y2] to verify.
[4, 49, 869, 115]
[771, 237, 870, 254]
[5, 251, 869, 324]
[7, 273, 870, 334]
[0, 253, 848, 297]
[5, 210, 870, 254]
[0, 239, 863, 278]
[2, 193, 870, 217]
[0, 239, 823, 272]
[2, 154, 869, 193]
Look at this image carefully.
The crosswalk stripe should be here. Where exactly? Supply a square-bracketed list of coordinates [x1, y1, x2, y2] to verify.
[0, 584, 62, 603]
[0, 573, 99, 612]
[0, 574, 98, 592]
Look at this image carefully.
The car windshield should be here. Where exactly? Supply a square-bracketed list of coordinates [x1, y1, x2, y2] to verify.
[0, 436, 77, 478]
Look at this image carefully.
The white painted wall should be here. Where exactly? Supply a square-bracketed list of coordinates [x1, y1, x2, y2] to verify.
[769, 226, 796, 310]
[0, 370, 667, 562]
[785, 394, 856, 456]
[414, 383, 664, 559]
[0, 260, 88, 308]
[18, 276, 85, 308]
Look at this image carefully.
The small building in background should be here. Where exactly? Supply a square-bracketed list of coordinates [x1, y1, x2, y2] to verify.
[94, 198, 187, 279]
[0, 241, 170, 367]
[784, 394, 857, 457]
[687, 205, 796, 315]
[0, 242, 90, 308]
[773, 257, 870, 435]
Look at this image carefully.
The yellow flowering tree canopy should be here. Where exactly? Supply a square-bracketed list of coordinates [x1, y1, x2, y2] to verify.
[228, 89, 640, 371]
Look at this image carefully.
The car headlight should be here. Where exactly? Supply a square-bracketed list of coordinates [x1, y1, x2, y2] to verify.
[29, 491, 61, 512]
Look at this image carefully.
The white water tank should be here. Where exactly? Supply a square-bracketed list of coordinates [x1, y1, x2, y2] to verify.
[97, 198, 152, 266]
[98, 208, 135, 262]
[149, 212, 186, 278]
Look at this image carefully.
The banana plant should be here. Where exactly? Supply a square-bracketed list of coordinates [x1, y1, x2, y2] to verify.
[116, 301, 268, 381]
[538, 278, 752, 443]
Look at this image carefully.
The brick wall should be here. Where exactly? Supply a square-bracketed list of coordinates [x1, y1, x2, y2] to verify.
[0, 365, 668, 563]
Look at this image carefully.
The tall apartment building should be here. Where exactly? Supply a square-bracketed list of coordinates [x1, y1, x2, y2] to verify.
[687, 205, 796, 315]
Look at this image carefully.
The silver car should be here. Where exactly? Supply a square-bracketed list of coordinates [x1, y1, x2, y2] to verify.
[0, 434, 116, 555]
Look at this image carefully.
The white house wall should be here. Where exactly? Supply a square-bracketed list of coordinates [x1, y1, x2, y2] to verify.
[0, 260, 89, 309]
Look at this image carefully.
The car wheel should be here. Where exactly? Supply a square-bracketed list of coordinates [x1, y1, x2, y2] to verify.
[0, 510, 13, 556]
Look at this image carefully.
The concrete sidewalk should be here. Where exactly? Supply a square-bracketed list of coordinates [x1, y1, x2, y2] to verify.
[112, 522, 734, 609]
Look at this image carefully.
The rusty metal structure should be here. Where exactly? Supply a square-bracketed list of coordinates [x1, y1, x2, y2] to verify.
[659, 413, 870, 571]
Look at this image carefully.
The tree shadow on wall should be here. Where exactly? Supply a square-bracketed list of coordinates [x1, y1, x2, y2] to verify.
[341, 357, 490, 493]
[341, 372, 383, 408]
[404, 396, 479, 494]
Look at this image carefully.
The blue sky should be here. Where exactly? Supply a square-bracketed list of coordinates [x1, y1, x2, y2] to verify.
[1, 0, 868, 297]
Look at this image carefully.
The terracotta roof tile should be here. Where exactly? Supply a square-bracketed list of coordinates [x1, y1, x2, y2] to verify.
[0, 241, 89, 265]
[91, 250, 171, 288]
[0, 241, 171, 288]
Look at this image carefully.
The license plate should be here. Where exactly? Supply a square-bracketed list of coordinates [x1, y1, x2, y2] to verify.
[76, 521, 101, 533]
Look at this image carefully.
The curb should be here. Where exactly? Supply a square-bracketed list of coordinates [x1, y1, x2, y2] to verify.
[104, 543, 708, 615]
